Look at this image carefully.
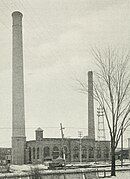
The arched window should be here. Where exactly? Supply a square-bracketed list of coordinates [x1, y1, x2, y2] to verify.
[104, 147, 109, 159]
[33, 147, 35, 159]
[73, 146, 79, 161]
[29, 147, 31, 162]
[64, 146, 68, 159]
[43, 146, 50, 158]
[97, 147, 101, 158]
[89, 147, 94, 158]
[52, 146, 59, 159]
[61, 146, 68, 159]
[37, 147, 40, 159]
[82, 146, 87, 159]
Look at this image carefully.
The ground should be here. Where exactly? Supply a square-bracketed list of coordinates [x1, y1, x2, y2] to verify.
[105, 171, 130, 179]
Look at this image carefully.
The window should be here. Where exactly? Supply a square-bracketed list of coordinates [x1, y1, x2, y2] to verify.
[73, 146, 79, 160]
[64, 146, 68, 159]
[33, 147, 35, 159]
[82, 146, 87, 159]
[37, 147, 40, 159]
[89, 147, 94, 158]
[97, 147, 101, 158]
[104, 147, 109, 159]
[61, 146, 68, 159]
[43, 146, 50, 158]
[52, 146, 59, 159]
[29, 147, 31, 162]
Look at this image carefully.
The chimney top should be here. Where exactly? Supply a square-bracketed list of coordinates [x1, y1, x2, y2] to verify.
[88, 71, 93, 74]
[12, 11, 23, 18]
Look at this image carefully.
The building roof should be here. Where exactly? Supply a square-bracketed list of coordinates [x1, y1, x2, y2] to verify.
[35, 127, 43, 132]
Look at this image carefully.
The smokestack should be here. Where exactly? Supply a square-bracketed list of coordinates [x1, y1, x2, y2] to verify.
[88, 71, 95, 139]
[12, 11, 26, 165]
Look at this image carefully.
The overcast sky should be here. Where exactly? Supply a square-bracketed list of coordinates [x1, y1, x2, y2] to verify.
[0, 0, 130, 147]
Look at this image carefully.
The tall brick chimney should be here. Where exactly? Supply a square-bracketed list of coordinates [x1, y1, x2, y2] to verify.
[12, 11, 26, 165]
[88, 71, 95, 139]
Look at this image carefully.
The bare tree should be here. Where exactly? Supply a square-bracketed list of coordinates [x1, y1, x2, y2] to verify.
[77, 47, 130, 176]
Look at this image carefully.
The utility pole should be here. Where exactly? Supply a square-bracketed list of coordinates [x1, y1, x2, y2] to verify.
[121, 124, 123, 167]
[78, 131, 83, 164]
[60, 123, 66, 170]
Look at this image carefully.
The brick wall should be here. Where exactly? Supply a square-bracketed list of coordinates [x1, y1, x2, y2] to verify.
[26, 138, 110, 164]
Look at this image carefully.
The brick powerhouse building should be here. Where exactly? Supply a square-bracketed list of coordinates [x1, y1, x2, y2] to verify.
[26, 129, 110, 164]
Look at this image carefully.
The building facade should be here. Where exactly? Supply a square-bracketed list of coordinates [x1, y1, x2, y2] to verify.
[25, 128, 110, 164]
[0, 148, 11, 165]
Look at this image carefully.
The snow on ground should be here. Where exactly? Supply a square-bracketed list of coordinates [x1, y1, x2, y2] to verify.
[10, 164, 48, 173]
[2, 160, 130, 178]
[105, 171, 130, 179]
